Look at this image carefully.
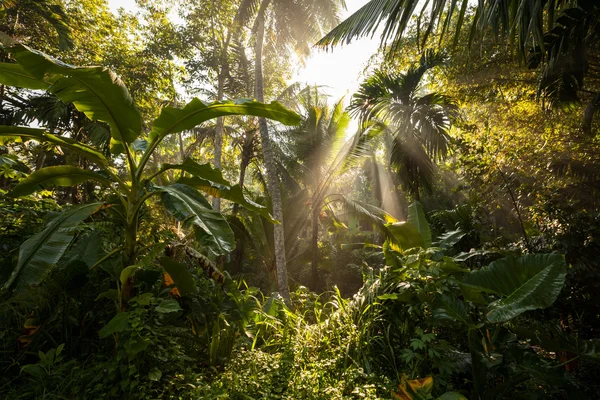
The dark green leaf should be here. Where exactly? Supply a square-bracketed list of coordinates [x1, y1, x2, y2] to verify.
[0, 125, 109, 166]
[10, 165, 111, 197]
[462, 254, 567, 322]
[160, 184, 235, 255]
[0, 63, 50, 90]
[6, 44, 141, 143]
[98, 312, 129, 338]
[154, 299, 182, 313]
[2, 202, 102, 291]
[159, 257, 197, 297]
[407, 201, 431, 248]
[433, 294, 471, 326]
[148, 98, 300, 146]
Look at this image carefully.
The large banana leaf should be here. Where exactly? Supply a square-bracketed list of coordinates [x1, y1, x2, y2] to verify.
[10, 165, 111, 197]
[148, 98, 301, 145]
[160, 184, 235, 255]
[407, 201, 432, 248]
[161, 158, 230, 186]
[386, 221, 424, 251]
[0, 126, 109, 166]
[179, 177, 274, 223]
[159, 257, 197, 297]
[2, 202, 102, 291]
[160, 158, 275, 222]
[0, 63, 49, 90]
[0, 43, 141, 143]
[461, 254, 567, 323]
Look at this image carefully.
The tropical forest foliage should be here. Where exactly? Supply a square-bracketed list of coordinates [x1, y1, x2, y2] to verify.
[0, 0, 598, 399]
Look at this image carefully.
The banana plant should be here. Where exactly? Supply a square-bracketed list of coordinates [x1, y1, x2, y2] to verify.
[0, 38, 300, 293]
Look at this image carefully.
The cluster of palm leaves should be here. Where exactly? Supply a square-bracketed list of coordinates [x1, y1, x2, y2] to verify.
[351, 50, 459, 200]
[318, 0, 600, 130]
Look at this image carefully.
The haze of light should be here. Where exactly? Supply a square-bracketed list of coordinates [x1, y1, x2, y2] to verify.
[108, 0, 378, 103]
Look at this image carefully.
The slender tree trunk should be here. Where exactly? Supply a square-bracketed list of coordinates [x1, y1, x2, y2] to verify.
[255, 6, 291, 304]
[212, 75, 225, 211]
[311, 165, 321, 290]
[212, 26, 233, 211]
[311, 206, 319, 290]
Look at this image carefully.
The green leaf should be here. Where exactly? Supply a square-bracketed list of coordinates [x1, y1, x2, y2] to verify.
[179, 176, 275, 222]
[99, 312, 130, 338]
[161, 158, 230, 185]
[159, 257, 197, 297]
[438, 392, 468, 400]
[162, 158, 274, 222]
[0, 126, 109, 166]
[120, 265, 138, 286]
[154, 299, 182, 313]
[124, 337, 149, 356]
[9, 165, 111, 197]
[0, 63, 50, 90]
[2, 202, 102, 291]
[435, 230, 466, 249]
[386, 221, 424, 251]
[433, 294, 471, 326]
[407, 201, 431, 248]
[6, 44, 141, 143]
[95, 289, 118, 301]
[148, 98, 300, 146]
[160, 184, 235, 255]
[148, 367, 162, 381]
[462, 254, 567, 323]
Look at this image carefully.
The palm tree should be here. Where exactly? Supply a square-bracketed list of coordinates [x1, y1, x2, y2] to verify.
[317, 0, 600, 130]
[281, 86, 391, 290]
[237, 0, 345, 301]
[350, 50, 459, 201]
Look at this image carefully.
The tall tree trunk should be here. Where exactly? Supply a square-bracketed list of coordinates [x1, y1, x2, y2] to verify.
[212, 74, 225, 211]
[255, 6, 291, 304]
[311, 206, 319, 290]
[232, 131, 251, 215]
[311, 165, 321, 290]
[212, 72, 226, 210]
[211, 23, 233, 211]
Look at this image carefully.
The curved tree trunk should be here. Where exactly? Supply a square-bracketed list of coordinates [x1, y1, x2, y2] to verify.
[255, 6, 291, 304]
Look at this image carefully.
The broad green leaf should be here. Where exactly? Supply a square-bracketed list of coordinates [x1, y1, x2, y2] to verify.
[407, 201, 431, 248]
[148, 368, 162, 381]
[159, 257, 197, 297]
[435, 230, 466, 249]
[179, 176, 275, 223]
[433, 294, 471, 327]
[154, 299, 182, 313]
[124, 337, 150, 356]
[3, 202, 102, 291]
[98, 312, 130, 338]
[0, 63, 49, 90]
[462, 254, 567, 323]
[386, 221, 424, 251]
[161, 158, 230, 186]
[6, 44, 142, 143]
[10, 165, 111, 197]
[148, 98, 300, 145]
[0, 126, 109, 166]
[160, 184, 235, 255]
